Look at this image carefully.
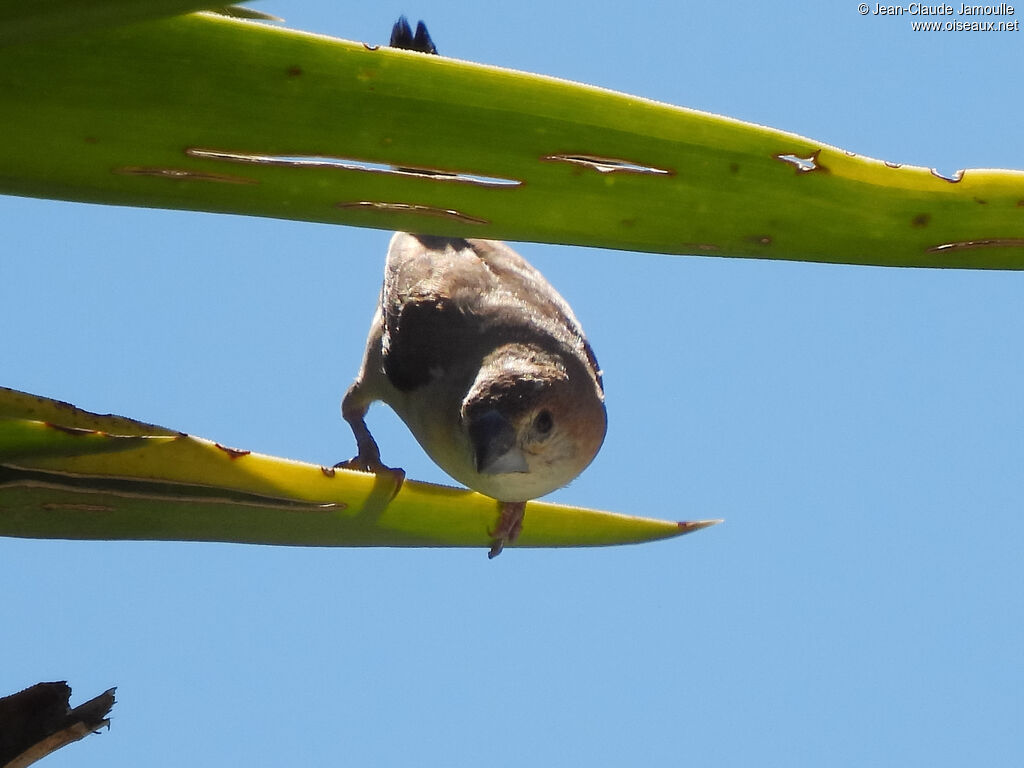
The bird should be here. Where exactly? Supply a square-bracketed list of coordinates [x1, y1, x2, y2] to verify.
[341, 234, 607, 558]
[338, 19, 607, 557]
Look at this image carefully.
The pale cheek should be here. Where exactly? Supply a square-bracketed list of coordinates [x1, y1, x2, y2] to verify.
[528, 437, 578, 473]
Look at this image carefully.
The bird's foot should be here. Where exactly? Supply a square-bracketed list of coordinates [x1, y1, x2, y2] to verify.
[488, 501, 526, 559]
[334, 454, 406, 499]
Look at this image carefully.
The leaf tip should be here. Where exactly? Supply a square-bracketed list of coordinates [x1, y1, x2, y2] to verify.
[676, 518, 723, 535]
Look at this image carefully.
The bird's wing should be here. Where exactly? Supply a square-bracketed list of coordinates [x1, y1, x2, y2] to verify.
[380, 234, 602, 394]
[380, 234, 487, 392]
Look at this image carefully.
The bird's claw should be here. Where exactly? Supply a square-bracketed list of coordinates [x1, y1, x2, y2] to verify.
[488, 501, 526, 559]
[334, 455, 406, 499]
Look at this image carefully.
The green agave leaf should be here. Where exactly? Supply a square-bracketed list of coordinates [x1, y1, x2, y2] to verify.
[0, 418, 176, 462]
[1, 13, 1022, 268]
[0, 387, 181, 435]
[0, 388, 718, 550]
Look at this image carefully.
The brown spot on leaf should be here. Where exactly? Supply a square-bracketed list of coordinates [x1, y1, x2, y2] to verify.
[186, 149, 519, 188]
[729, 162, 740, 173]
[974, 197, 988, 205]
[215, 443, 251, 460]
[41, 502, 114, 512]
[287, 65, 303, 77]
[747, 235, 773, 246]
[912, 213, 931, 228]
[927, 238, 1024, 253]
[320, 466, 337, 478]
[337, 201, 489, 224]
[44, 422, 95, 437]
[542, 153, 673, 176]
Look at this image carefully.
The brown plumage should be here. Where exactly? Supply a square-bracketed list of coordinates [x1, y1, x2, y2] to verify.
[341, 233, 607, 557]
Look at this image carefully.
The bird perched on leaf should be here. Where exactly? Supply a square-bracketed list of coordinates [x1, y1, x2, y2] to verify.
[339, 21, 607, 558]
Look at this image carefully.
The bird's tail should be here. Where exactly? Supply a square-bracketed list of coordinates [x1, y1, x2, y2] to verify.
[389, 16, 438, 55]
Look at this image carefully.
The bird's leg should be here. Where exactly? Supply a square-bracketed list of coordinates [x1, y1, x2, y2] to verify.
[338, 383, 382, 470]
[488, 500, 526, 559]
[335, 383, 406, 494]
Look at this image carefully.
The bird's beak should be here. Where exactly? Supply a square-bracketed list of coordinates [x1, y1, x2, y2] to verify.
[469, 409, 529, 475]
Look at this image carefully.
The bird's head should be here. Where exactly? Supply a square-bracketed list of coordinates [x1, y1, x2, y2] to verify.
[461, 343, 606, 502]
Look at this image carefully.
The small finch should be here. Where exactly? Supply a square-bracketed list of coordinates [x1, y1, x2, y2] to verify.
[341, 234, 607, 557]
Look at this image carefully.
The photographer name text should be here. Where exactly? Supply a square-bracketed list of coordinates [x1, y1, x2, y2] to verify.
[868, 3, 1013, 14]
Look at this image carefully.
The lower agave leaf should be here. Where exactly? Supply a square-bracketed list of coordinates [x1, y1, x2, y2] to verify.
[0, 388, 718, 550]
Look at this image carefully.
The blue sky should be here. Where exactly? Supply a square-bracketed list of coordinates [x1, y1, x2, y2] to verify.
[3, 1, 1023, 766]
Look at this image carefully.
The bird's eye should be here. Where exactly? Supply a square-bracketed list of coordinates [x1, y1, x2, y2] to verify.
[533, 410, 554, 436]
